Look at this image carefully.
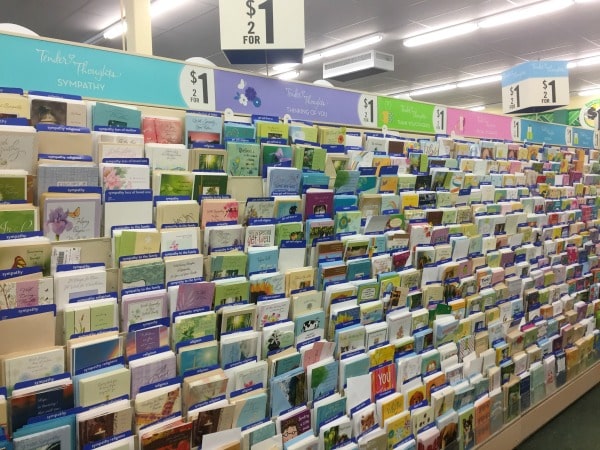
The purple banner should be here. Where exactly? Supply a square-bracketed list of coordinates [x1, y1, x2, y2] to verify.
[215, 71, 362, 125]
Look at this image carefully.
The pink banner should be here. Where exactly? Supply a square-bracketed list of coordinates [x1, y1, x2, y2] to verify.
[446, 108, 513, 140]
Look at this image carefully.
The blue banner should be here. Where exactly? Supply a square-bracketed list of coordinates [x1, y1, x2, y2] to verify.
[520, 119, 568, 145]
[502, 61, 569, 87]
[0, 33, 188, 107]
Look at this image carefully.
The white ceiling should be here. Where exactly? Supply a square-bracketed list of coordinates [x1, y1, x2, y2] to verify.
[2, 0, 600, 109]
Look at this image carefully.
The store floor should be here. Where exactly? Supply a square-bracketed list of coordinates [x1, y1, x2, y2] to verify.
[515, 382, 600, 450]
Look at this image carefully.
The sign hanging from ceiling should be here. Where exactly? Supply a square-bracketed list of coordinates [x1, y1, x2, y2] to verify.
[501, 61, 569, 114]
[578, 98, 600, 130]
[218, 0, 305, 64]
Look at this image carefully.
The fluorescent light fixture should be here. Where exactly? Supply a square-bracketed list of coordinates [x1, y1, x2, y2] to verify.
[150, 0, 188, 17]
[277, 70, 300, 80]
[302, 53, 322, 64]
[570, 54, 600, 68]
[478, 0, 573, 28]
[469, 105, 486, 111]
[578, 87, 600, 96]
[401, 1, 578, 49]
[99, 0, 186, 40]
[272, 63, 299, 72]
[403, 22, 478, 47]
[410, 83, 457, 96]
[320, 34, 383, 58]
[103, 21, 126, 39]
[456, 74, 502, 88]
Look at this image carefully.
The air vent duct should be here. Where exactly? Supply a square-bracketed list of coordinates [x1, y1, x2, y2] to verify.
[323, 50, 394, 82]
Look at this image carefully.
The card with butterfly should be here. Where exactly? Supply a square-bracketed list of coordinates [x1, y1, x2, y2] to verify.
[40, 193, 102, 241]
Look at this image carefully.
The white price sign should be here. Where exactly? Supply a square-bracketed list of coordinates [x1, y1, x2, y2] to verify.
[433, 105, 447, 134]
[502, 82, 523, 113]
[219, 0, 305, 63]
[179, 65, 216, 111]
[511, 118, 521, 142]
[502, 61, 569, 114]
[541, 78, 562, 106]
[358, 94, 378, 128]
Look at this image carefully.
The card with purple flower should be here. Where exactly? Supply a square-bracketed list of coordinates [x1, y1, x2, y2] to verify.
[42, 195, 101, 241]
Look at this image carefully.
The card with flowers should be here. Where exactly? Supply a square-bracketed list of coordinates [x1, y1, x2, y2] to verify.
[255, 297, 290, 330]
[226, 142, 260, 177]
[160, 226, 199, 254]
[201, 199, 239, 228]
[318, 126, 347, 146]
[40, 193, 101, 241]
[249, 272, 285, 303]
[100, 163, 150, 191]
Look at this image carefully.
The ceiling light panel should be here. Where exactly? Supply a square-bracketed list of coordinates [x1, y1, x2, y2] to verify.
[403, 22, 478, 47]
[456, 74, 502, 88]
[410, 83, 457, 96]
[478, 0, 574, 28]
[103, 22, 126, 40]
[578, 87, 600, 96]
[277, 70, 300, 80]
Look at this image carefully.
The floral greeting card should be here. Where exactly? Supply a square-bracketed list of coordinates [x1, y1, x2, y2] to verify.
[42, 196, 101, 241]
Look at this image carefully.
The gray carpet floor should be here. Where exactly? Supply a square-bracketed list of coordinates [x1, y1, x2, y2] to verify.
[516, 382, 600, 450]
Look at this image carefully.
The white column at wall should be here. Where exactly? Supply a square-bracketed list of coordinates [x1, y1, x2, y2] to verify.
[123, 0, 153, 55]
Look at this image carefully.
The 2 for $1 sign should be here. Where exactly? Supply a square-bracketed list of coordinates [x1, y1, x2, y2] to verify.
[219, 0, 305, 51]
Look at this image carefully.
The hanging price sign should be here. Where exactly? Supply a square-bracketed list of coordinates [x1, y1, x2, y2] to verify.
[501, 61, 569, 114]
[219, 0, 305, 64]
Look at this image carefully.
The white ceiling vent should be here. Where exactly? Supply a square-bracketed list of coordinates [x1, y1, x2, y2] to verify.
[323, 50, 394, 82]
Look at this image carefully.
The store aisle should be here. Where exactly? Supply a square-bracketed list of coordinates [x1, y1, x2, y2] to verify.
[516, 382, 600, 450]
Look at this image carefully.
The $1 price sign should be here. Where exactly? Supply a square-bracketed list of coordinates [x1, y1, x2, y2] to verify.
[179, 65, 216, 111]
[432, 105, 447, 134]
[358, 94, 378, 128]
[511, 118, 521, 142]
[246, 0, 274, 45]
[219, 0, 304, 64]
[541, 79, 557, 104]
[509, 84, 520, 109]
[565, 126, 573, 147]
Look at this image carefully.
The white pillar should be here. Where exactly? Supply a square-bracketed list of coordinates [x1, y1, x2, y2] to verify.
[124, 0, 153, 55]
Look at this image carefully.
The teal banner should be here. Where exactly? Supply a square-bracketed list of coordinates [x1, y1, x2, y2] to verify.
[0, 33, 189, 107]
[520, 119, 568, 145]
[574, 127, 594, 148]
